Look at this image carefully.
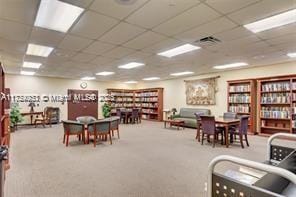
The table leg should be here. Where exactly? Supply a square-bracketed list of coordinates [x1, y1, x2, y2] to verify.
[30, 115, 33, 125]
[177, 124, 180, 130]
[196, 123, 200, 141]
[164, 122, 166, 128]
[225, 125, 229, 148]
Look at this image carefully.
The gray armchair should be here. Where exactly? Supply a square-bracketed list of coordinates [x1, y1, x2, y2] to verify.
[104, 116, 120, 139]
[87, 120, 112, 147]
[62, 120, 85, 147]
[76, 116, 96, 124]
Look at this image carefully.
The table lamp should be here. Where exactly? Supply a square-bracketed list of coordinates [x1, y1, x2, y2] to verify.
[171, 108, 177, 115]
[28, 102, 36, 113]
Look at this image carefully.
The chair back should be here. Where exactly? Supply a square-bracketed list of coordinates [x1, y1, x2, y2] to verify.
[110, 117, 120, 130]
[132, 108, 139, 118]
[76, 116, 96, 124]
[88, 120, 111, 134]
[239, 115, 249, 135]
[223, 112, 237, 119]
[200, 115, 216, 135]
[116, 108, 121, 117]
[62, 120, 84, 134]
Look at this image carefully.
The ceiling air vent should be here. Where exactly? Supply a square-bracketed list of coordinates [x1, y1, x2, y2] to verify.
[195, 36, 221, 47]
[114, 0, 138, 5]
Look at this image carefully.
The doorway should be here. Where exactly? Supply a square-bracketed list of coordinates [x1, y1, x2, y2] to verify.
[67, 89, 98, 120]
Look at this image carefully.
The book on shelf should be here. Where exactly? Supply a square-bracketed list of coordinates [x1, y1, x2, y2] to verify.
[229, 84, 250, 92]
[135, 92, 158, 97]
[229, 104, 250, 113]
[292, 82, 296, 90]
[260, 106, 290, 119]
[261, 93, 291, 104]
[261, 82, 290, 92]
[229, 93, 250, 103]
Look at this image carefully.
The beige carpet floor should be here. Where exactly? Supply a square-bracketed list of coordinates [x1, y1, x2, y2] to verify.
[4, 121, 278, 197]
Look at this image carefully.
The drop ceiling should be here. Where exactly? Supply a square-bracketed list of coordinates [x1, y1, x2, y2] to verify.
[0, 0, 296, 82]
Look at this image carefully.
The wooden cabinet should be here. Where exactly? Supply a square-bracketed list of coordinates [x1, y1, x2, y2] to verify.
[107, 88, 164, 121]
[227, 79, 257, 134]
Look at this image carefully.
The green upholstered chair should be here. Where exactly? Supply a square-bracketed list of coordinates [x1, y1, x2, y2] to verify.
[104, 116, 120, 139]
[62, 120, 85, 147]
[87, 120, 112, 147]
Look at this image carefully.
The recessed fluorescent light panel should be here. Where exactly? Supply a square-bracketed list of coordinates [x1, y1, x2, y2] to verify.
[158, 44, 200, 58]
[118, 62, 144, 69]
[124, 81, 138, 84]
[34, 0, 84, 32]
[287, 52, 296, 58]
[96, 71, 115, 76]
[143, 77, 160, 81]
[21, 71, 35, 76]
[244, 8, 296, 33]
[81, 77, 95, 80]
[170, 71, 194, 76]
[213, 62, 248, 69]
[23, 62, 42, 69]
[26, 44, 54, 57]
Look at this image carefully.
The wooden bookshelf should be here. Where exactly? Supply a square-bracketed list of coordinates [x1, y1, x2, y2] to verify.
[107, 88, 163, 121]
[227, 79, 257, 134]
[258, 75, 296, 135]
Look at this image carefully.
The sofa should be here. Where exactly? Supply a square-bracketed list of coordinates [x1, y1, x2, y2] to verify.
[172, 108, 211, 128]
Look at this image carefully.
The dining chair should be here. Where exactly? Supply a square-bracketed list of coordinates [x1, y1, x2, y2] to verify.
[62, 120, 85, 147]
[199, 115, 224, 147]
[223, 112, 237, 119]
[34, 107, 52, 128]
[87, 120, 112, 147]
[110, 117, 120, 139]
[116, 108, 125, 123]
[130, 108, 140, 124]
[194, 112, 203, 140]
[229, 115, 250, 148]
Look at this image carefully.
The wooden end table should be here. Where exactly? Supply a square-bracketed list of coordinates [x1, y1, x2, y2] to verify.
[164, 119, 185, 130]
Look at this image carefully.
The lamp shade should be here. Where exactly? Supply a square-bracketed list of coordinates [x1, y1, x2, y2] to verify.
[28, 102, 36, 107]
[171, 108, 177, 113]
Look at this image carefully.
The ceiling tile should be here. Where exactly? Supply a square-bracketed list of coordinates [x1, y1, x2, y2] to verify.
[46, 49, 77, 64]
[102, 46, 135, 59]
[90, 0, 149, 19]
[214, 26, 254, 42]
[99, 22, 146, 45]
[126, 0, 200, 28]
[0, 19, 31, 42]
[0, 0, 39, 25]
[71, 11, 119, 39]
[0, 38, 27, 54]
[124, 51, 153, 61]
[175, 17, 237, 42]
[30, 27, 65, 47]
[153, 4, 220, 36]
[83, 41, 116, 55]
[228, 0, 296, 25]
[90, 56, 115, 65]
[71, 52, 97, 63]
[205, 0, 260, 14]
[123, 31, 167, 50]
[60, 0, 93, 8]
[58, 35, 93, 51]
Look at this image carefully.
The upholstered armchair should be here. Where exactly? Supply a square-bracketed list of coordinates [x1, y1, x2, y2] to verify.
[87, 120, 112, 147]
[62, 120, 85, 147]
[76, 116, 96, 124]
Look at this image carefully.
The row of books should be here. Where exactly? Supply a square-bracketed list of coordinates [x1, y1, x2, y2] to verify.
[261, 82, 290, 92]
[261, 93, 290, 103]
[292, 82, 296, 90]
[293, 93, 296, 101]
[142, 109, 158, 114]
[110, 103, 134, 108]
[229, 85, 250, 92]
[138, 97, 158, 102]
[261, 107, 290, 119]
[292, 120, 296, 128]
[110, 92, 134, 97]
[229, 105, 250, 113]
[229, 94, 250, 103]
[113, 98, 133, 102]
[135, 92, 158, 97]
[141, 103, 158, 108]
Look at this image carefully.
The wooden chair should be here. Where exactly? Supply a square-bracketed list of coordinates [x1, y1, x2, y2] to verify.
[200, 115, 224, 148]
[87, 120, 112, 147]
[194, 112, 203, 140]
[130, 108, 140, 124]
[62, 120, 85, 147]
[110, 117, 120, 139]
[34, 107, 52, 128]
[229, 115, 250, 148]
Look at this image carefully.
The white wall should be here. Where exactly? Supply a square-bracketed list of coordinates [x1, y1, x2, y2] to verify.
[5, 74, 134, 121]
[137, 61, 296, 117]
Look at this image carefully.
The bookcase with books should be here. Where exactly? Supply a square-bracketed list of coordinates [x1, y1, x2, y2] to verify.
[258, 76, 296, 136]
[107, 88, 163, 121]
[227, 79, 256, 134]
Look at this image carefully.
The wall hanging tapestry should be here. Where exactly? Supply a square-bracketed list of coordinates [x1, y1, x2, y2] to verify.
[185, 77, 218, 105]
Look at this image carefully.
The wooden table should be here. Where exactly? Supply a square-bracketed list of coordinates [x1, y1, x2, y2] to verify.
[120, 110, 132, 124]
[196, 117, 240, 148]
[20, 112, 43, 125]
[164, 119, 185, 130]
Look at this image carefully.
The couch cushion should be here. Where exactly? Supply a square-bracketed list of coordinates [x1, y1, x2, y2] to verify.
[179, 108, 210, 118]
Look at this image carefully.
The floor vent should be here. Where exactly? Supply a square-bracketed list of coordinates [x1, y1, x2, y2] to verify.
[195, 36, 221, 47]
